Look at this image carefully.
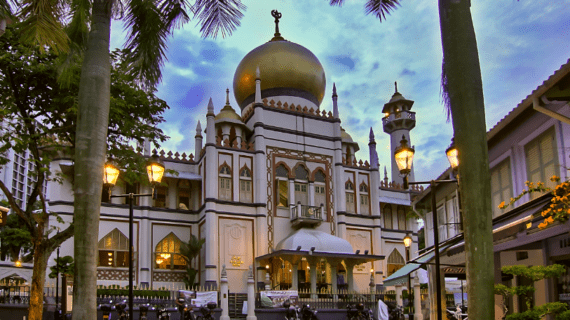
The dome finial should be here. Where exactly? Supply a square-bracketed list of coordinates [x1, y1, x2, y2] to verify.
[395, 81, 398, 93]
[225, 88, 230, 106]
[270, 10, 285, 41]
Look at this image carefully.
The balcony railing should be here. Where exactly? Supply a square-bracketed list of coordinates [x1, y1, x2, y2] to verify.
[290, 203, 323, 228]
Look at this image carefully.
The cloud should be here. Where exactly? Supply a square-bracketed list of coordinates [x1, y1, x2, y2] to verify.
[108, 0, 570, 182]
[400, 68, 416, 76]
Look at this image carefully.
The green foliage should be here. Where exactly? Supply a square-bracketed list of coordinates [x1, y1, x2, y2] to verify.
[495, 264, 567, 319]
[180, 235, 205, 289]
[49, 256, 74, 278]
[0, 213, 33, 262]
[556, 310, 570, 320]
[96, 287, 170, 298]
[502, 264, 565, 281]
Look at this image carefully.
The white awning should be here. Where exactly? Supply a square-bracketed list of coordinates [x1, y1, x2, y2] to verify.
[378, 196, 411, 206]
[165, 171, 202, 180]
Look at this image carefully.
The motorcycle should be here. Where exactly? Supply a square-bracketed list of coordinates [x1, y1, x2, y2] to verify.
[300, 304, 318, 320]
[139, 304, 150, 320]
[282, 300, 300, 320]
[100, 302, 113, 320]
[347, 303, 373, 320]
[156, 306, 171, 320]
[196, 301, 217, 320]
[114, 302, 128, 320]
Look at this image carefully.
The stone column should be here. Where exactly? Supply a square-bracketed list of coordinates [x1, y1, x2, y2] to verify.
[246, 266, 257, 320]
[291, 264, 299, 290]
[395, 284, 403, 307]
[346, 262, 355, 292]
[309, 261, 318, 300]
[413, 273, 423, 320]
[220, 265, 230, 320]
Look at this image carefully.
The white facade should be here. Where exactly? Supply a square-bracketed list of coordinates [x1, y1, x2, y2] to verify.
[1, 30, 421, 293]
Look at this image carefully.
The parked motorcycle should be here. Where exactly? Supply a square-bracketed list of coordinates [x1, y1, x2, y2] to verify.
[300, 304, 318, 320]
[156, 306, 171, 320]
[196, 301, 217, 320]
[100, 302, 113, 320]
[114, 302, 128, 320]
[282, 300, 300, 320]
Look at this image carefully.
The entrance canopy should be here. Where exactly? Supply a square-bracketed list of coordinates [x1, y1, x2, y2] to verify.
[383, 238, 464, 286]
[256, 228, 384, 266]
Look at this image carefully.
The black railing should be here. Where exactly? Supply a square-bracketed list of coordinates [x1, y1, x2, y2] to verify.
[290, 204, 323, 222]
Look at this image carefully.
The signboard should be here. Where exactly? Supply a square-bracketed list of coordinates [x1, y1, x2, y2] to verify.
[178, 290, 218, 307]
[0, 206, 8, 227]
[260, 290, 299, 307]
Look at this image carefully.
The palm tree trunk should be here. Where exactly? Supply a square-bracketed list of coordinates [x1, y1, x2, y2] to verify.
[28, 241, 49, 320]
[438, 0, 494, 319]
[72, 0, 112, 318]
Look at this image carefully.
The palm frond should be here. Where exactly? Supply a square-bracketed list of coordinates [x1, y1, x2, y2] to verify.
[65, 0, 91, 49]
[364, 0, 400, 22]
[193, 0, 246, 39]
[441, 58, 452, 121]
[0, 0, 15, 18]
[329, 0, 343, 7]
[17, 0, 69, 53]
[123, 0, 169, 87]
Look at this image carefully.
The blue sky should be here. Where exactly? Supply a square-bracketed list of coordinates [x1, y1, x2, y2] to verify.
[111, 0, 570, 182]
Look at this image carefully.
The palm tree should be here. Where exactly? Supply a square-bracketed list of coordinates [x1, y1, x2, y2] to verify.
[3, 2, 245, 320]
[180, 235, 206, 289]
[331, 0, 494, 318]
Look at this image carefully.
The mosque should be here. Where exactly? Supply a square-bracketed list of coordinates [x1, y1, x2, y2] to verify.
[39, 12, 421, 294]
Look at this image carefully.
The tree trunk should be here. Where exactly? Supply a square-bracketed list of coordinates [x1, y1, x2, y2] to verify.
[438, 1, 494, 319]
[28, 242, 49, 320]
[72, 0, 112, 318]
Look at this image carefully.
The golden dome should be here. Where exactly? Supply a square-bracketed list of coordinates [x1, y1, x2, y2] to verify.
[215, 104, 242, 121]
[233, 39, 326, 110]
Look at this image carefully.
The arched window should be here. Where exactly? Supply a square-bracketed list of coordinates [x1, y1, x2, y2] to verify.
[219, 163, 232, 201]
[359, 183, 369, 215]
[397, 205, 407, 230]
[239, 166, 252, 203]
[294, 165, 309, 205]
[276, 164, 289, 207]
[383, 204, 393, 229]
[98, 229, 129, 268]
[387, 249, 405, 276]
[155, 233, 186, 270]
[177, 180, 191, 210]
[314, 170, 326, 208]
[345, 180, 355, 213]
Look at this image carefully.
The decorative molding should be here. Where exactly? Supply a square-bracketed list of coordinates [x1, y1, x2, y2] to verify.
[97, 269, 129, 281]
[152, 271, 185, 282]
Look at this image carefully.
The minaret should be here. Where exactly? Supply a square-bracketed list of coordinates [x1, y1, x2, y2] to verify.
[255, 66, 262, 104]
[368, 128, 378, 170]
[195, 121, 203, 157]
[332, 83, 339, 118]
[382, 82, 416, 186]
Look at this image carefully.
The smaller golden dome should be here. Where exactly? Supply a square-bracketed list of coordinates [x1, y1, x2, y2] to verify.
[341, 127, 354, 143]
[215, 89, 243, 122]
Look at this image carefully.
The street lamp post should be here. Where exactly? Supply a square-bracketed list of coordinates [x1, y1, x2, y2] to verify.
[55, 236, 61, 320]
[104, 153, 165, 320]
[403, 233, 412, 320]
[395, 138, 458, 320]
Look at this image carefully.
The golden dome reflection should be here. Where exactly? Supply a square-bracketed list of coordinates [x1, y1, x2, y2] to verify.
[233, 39, 326, 111]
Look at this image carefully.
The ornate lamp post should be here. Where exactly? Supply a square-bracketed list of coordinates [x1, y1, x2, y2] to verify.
[104, 153, 165, 320]
[394, 135, 415, 189]
[403, 233, 413, 320]
[396, 138, 459, 320]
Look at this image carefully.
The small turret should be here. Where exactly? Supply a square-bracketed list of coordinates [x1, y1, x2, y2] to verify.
[332, 83, 339, 119]
[369, 127, 378, 170]
[255, 66, 262, 104]
[195, 121, 203, 157]
[206, 98, 216, 144]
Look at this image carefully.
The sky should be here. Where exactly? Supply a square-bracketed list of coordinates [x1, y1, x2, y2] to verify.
[111, 0, 570, 182]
